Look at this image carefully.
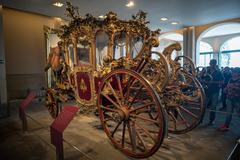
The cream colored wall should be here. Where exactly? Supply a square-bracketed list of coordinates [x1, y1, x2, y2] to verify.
[3, 8, 59, 99]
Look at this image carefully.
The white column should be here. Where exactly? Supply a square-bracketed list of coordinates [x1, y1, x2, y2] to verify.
[183, 27, 196, 63]
[0, 5, 8, 104]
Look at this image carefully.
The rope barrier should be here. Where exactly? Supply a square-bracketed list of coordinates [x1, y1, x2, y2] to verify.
[181, 106, 240, 117]
[25, 113, 93, 160]
[206, 109, 240, 117]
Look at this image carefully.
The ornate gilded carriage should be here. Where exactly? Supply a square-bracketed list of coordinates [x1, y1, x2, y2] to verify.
[45, 2, 206, 158]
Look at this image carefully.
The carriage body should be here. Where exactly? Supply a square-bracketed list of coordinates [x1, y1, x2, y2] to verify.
[45, 2, 206, 158]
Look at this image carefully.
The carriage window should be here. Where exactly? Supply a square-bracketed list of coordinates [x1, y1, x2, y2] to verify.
[130, 36, 143, 58]
[68, 44, 74, 68]
[77, 37, 90, 64]
[96, 31, 109, 68]
[114, 32, 127, 59]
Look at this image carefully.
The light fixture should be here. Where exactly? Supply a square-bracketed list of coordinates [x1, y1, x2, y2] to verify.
[99, 15, 106, 19]
[53, 2, 64, 7]
[160, 17, 168, 21]
[171, 21, 179, 25]
[126, 1, 134, 7]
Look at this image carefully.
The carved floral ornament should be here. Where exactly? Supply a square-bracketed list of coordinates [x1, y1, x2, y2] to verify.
[56, 1, 161, 47]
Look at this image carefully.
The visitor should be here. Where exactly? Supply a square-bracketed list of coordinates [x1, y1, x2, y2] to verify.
[205, 59, 224, 125]
[218, 67, 240, 131]
[219, 67, 232, 111]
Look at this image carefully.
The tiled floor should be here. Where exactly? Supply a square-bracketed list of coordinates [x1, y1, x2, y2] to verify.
[0, 100, 239, 160]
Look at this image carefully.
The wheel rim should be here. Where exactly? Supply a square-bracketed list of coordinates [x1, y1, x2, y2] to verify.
[97, 69, 166, 158]
[174, 55, 196, 76]
[141, 51, 170, 92]
[45, 89, 59, 119]
[166, 69, 206, 134]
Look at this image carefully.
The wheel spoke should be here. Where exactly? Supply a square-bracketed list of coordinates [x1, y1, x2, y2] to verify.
[168, 111, 177, 131]
[184, 101, 201, 106]
[131, 114, 160, 124]
[106, 82, 122, 107]
[116, 75, 124, 99]
[130, 102, 155, 113]
[135, 125, 148, 150]
[135, 122, 156, 143]
[122, 122, 126, 148]
[101, 92, 120, 109]
[177, 109, 190, 128]
[103, 116, 115, 122]
[111, 121, 122, 137]
[184, 106, 201, 110]
[100, 105, 118, 112]
[178, 105, 198, 119]
[129, 85, 144, 107]
[127, 122, 136, 151]
[124, 78, 137, 98]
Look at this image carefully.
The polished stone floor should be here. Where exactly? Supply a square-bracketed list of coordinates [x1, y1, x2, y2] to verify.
[0, 100, 239, 160]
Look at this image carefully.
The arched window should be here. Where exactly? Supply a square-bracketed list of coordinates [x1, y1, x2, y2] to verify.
[200, 41, 213, 53]
[199, 41, 213, 67]
[220, 36, 240, 67]
[196, 23, 240, 67]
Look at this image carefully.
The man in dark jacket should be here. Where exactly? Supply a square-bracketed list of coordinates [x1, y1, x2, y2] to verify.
[205, 59, 224, 125]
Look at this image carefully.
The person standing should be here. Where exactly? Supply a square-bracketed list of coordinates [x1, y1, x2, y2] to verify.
[218, 68, 240, 131]
[205, 59, 224, 125]
[219, 67, 232, 111]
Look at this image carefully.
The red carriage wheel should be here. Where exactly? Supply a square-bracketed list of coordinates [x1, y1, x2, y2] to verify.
[45, 89, 59, 119]
[97, 69, 166, 158]
[167, 69, 206, 134]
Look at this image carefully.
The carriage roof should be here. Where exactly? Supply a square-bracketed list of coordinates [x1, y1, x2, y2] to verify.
[58, 2, 160, 46]
[55, 2, 162, 71]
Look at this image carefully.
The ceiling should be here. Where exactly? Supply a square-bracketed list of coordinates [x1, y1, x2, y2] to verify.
[1, 0, 240, 32]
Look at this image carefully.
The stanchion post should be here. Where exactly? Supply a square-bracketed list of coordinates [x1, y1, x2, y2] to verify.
[56, 146, 64, 160]
[50, 106, 79, 160]
[19, 91, 36, 132]
[22, 112, 28, 131]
